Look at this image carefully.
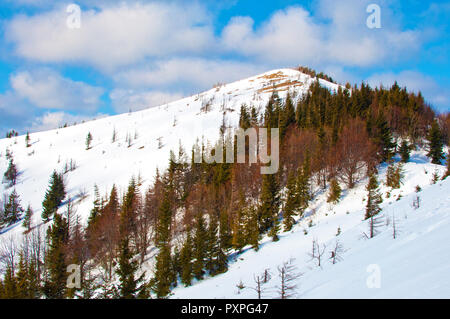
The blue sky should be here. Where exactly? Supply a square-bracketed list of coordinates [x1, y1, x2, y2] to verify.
[0, 0, 449, 135]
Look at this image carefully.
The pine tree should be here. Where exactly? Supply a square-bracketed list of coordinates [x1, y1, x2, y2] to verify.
[3, 158, 18, 187]
[327, 179, 342, 204]
[375, 112, 395, 162]
[42, 171, 66, 222]
[87, 185, 102, 229]
[192, 212, 207, 280]
[444, 153, 450, 180]
[386, 162, 404, 189]
[399, 140, 411, 163]
[16, 253, 29, 298]
[153, 190, 174, 298]
[25, 132, 31, 148]
[365, 174, 383, 220]
[86, 132, 93, 150]
[258, 173, 280, 234]
[2, 189, 24, 227]
[219, 210, 232, 250]
[180, 230, 193, 287]
[427, 120, 445, 164]
[243, 206, 260, 250]
[116, 237, 145, 299]
[22, 205, 33, 232]
[44, 213, 68, 299]
[283, 171, 298, 232]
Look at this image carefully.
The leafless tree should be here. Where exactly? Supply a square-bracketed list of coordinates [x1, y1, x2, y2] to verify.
[412, 196, 421, 209]
[277, 258, 301, 299]
[330, 240, 344, 264]
[0, 235, 18, 274]
[309, 238, 327, 267]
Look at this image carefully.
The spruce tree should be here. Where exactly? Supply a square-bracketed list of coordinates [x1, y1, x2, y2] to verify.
[327, 179, 342, 204]
[219, 210, 232, 250]
[22, 205, 33, 232]
[44, 213, 68, 299]
[399, 140, 411, 163]
[427, 120, 445, 164]
[86, 132, 93, 150]
[444, 153, 450, 180]
[180, 230, 193, 287]
[283, 171, 298, 232]
[25, 132, 31, 148]
[153, 190, 174, 298]
[375, 112, 395, 162]
[244, 206, 260, 250]
[41, 171, 66, 222]
[116, 237, 145, 299]
[258, 173, 280, 234]
[3, 158, 18, 187]
[365, 174, 383, 220]
[2, 189, 24, 227]
[192, 212, 207, 280]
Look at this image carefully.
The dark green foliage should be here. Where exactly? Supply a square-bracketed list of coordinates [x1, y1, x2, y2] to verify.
[283, 172, 298, 231]
[116, 237, 146, 299]
[41, 171, 66, 222]
[258, 173, 280, 234]
[374, 112, 396, 162]
[3, 158, 18, 187]
[192, 212, 207, 280]
[22, 205, 33, 231]
[43, 213, 68, 299]
[365, 174, 383, 220]
[327, 179, 342, 204]
[399, 140, 411, 163]
[386, 162, 404, 189]
[180, 231, 193, 287]
[2, 189, 24, 227]
[86, 132, 93, 150]
[25, 132, 31, 148]
[153, 189, 174, 298]
[427, 120, 445, 164]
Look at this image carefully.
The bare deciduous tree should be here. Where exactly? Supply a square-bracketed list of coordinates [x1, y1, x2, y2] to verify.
[277, 258, 301, 299]
[330, 240, 344, 264]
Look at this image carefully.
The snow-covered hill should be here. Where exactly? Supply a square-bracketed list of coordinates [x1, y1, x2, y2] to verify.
[1, 67, 449, 299]
[0, 68, 339, 235]
[172, 152, 450, 299]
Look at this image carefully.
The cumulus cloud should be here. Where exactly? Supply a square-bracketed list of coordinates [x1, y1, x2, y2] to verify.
[114, 58, 268, 90]
[109, 89, 184, 113]
[10, 69, 104, 111]
[221, 3, 420, 67]
[6, 2, 215, 71]
[29, 111, 108, 133]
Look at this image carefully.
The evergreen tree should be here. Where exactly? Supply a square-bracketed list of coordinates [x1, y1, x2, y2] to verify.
[44, 213, 68, 299]
[192, 212, 207, 280]
[87, 185, 102, 229]
[25, 132, 31, 148]
[153, 190, 174, 298]
[365, 174, 383, 220]
[258, 173, 280, 233]
[41, 171, 66, 222]
[374, 112, 396, 162]
[327, 179, 342, 204]
[399, 140, 411, 163]
[427, 120, 445, 164]
[283, 171, 298, 232]
[219, 210, 232, 250]
[386, 162, 404, 189]
[2, 189, 24, 227]
[443, 153, 450, 180]
[22, 205, 33, 232]
[3, 158, 18, 187]
[116, 237, 145, 299]
[243, 206, 260, 250]
[180, 230, 193, 287]
[86, 132, 93, 150]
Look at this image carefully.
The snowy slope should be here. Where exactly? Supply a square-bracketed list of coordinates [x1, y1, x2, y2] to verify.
[0, 68, 339, 238]
[172, 152, 450, 299]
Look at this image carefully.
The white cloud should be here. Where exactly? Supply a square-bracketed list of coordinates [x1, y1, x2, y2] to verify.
[114, 58, 267, 90]
[109, 89, 184, 114]
[29, 111, 107, 133]
[10, 69, 104, 112]
[221, 3, 420, 67]
[6, 2, 214, 71]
